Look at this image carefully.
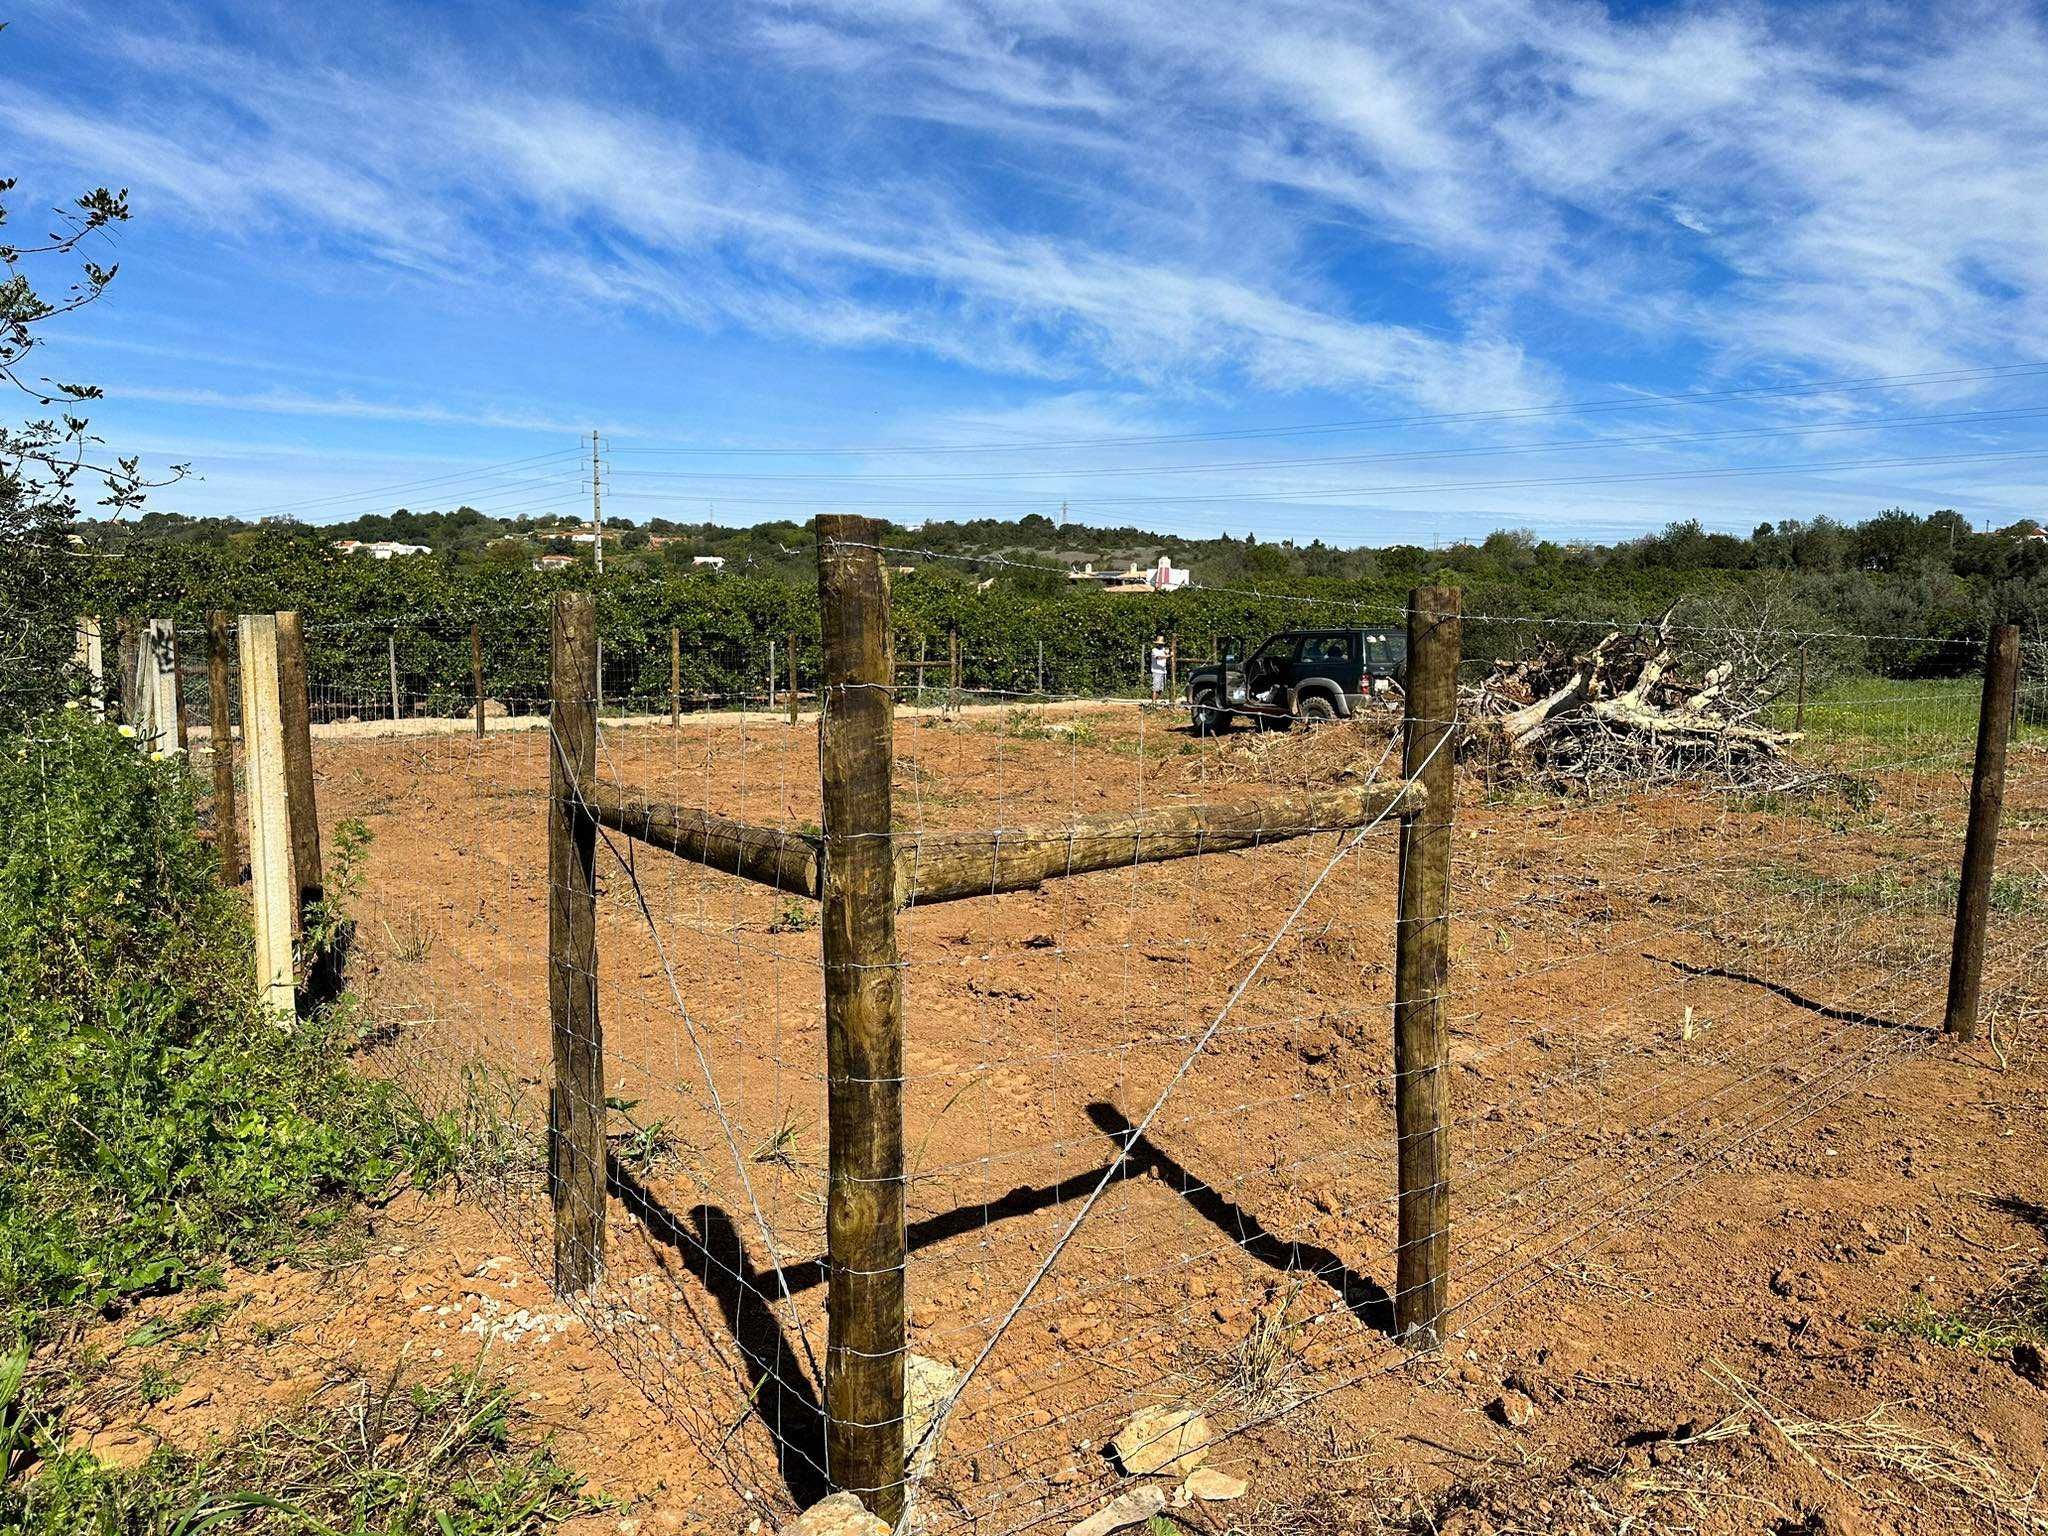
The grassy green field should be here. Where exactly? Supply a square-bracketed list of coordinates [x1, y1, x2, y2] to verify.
[1771, 675, 2047, 760]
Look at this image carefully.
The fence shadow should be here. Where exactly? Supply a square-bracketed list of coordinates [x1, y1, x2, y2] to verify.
[607, 1160, 829, 1507]
[1083, 1102, 1395, 1337]
[1654, 956, 1929, 1033]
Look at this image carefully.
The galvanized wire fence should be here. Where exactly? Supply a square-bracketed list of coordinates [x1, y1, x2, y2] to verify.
[143, 574, 2048, 1533]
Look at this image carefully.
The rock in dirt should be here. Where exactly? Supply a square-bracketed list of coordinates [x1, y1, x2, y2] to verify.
[903, 1353, 962, 1473]
[1064, 1486, 1167, 1536]
[1488, 1390, 1539, 1429]
[775, 1493, 888, 1536]
[1110, 1405, 1211, 1476]
[1175, 1468, 1248, 1503]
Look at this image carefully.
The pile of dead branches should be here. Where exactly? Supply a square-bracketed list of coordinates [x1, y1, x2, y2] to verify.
[1463, 604, 1805, 788]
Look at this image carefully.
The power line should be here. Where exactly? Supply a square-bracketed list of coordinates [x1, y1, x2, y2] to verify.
[599, 403, 2048, 485]
[209, 446, 584, 521]
[602, 361, 2048, 457]
[595, 442, 2048, 512]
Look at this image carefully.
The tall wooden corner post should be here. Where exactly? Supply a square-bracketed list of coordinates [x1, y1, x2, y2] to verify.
[817, 515, 908, 1522]
[236, 615, 297, 1025]
[1394, 586, 1460, 1347]
[549, 593, 606, 1293]
[205, 612, 241, 886]
[275, 612, 333, 1004]
[274, 614, 324, 925]
[1944, 623, 2022, 1042]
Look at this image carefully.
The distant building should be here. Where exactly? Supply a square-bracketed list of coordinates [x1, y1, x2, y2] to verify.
[691, 554, 727, 570]
[532, 553, 579, 572]
[332, 539, 431, 559]
[1067, 556, 1189, 594]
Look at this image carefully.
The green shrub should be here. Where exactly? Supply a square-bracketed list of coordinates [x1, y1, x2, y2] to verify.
[0, 714, 439, 1342]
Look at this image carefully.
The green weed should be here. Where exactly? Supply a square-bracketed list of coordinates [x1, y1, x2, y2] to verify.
[2, 1358, 590, 1536]
[0, 716, 448, 1346]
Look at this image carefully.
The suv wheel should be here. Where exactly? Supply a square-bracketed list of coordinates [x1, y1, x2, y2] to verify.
[1190, 688, 1226, 736]
[1299, 694, 1338, 725]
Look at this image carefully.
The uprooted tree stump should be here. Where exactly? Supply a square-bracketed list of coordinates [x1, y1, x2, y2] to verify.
[1464, 604, 1805, 788]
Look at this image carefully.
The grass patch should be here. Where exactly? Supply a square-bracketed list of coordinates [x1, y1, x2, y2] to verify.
[1748, 861, 2046, 917]
[2, 1353, 590, 1536]
[1771, 674, 2048, 762]
[1871, 1264, 2048, 1355]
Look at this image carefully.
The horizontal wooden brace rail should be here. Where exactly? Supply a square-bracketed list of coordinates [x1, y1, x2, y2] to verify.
[591, 776, 1424, 909]
[589, 789, 822, 897]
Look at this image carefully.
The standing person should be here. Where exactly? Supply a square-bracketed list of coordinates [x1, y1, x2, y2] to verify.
[1148, 633, 1170, 703]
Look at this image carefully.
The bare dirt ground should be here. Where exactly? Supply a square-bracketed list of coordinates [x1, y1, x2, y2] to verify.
[72, 704, 2048, 1535]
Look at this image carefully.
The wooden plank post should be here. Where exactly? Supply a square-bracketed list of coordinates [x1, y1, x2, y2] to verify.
[274, 613, 324, 937]
[769, 637, 778, 711]
[1393, 585, 1460, 1346]
[548, 593, 605, 1293]
[388, 631, 401, 722]
[141, 619, 181, 752]
[788, 631, 800, 725]
[236, 615, 297, 1024]
[948, 624, 960, 715]
[1944, 623, 2022, 1041]
[74, 616, 105, 715]
[816, 514, 907, 1522]
[473, 622, 486, 738]
[669, 627, 681, 728]
[170, 626, 190, 751]
[206, 612, 241, 886]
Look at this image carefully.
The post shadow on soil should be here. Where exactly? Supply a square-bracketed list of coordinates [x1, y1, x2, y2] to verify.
[606, 1158, 829, 1507]
[601, 1097, 1397, 1507]
[1083, 1103, 1396, 1337]
[1654, 956, 1928, 1033]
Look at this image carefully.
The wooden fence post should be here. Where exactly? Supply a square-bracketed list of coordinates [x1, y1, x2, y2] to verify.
[769, 637, 778, 711]
[1168, 636, 1178, 697]
[473, 622, 486, 738]
[816, 514, 907, 1522]
[74, 616, 105, 716]
[170, 626, 190, 751]
[1944, 623, 2021, 1041]
[115, 617, 140, 725]
[669, 627, 681, 728]
[549, 593, 605, 1293]
[1394, 585, 1460, 1346]
[1794, 645, 1808, 733]
[140, 619, 180, 752]
[388, 631, 401, 722]
[274, 613, 324, 935]
[916, 634, 928, 707]
[236, 615, 297, 1024]
[206, 612, 240, 886]
[948, 624, 960, 715]
[1036, 639, 1044, 697]
[788, 632, 800, 725]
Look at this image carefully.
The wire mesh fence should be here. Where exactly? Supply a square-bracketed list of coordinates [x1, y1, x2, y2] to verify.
[126, 569, 2048, 1533]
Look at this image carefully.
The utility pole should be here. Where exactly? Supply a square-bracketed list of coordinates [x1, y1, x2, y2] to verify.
[590, 430, 604, 574]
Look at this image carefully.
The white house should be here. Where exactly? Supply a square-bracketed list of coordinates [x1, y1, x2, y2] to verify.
[692, 554, 727, 570]
[332, 539, 431, 559]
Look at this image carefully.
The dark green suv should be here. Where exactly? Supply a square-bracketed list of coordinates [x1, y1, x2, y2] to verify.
[1183, 627, 1407, 735]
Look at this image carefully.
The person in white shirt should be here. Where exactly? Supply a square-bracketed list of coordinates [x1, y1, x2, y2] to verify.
[1148, 634, 1170, 702]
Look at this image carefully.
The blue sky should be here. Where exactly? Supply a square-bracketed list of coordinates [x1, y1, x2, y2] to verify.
[6, 0, 2047, 543]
